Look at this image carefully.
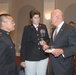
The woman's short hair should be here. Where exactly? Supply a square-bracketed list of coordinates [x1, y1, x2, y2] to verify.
[30, 9, 40, 19]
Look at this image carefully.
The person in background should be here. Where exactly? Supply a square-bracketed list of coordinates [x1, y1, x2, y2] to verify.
[43, 9, 76, 75]
[69, 21, 76, 71]
[69, 21, 76, 27]
[20, 9, 50, 75]
[0, 14, 16, 75]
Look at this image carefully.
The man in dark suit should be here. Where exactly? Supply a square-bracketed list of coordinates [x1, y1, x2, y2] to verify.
[43, 9, 76, 75]
[0, 14, 16, 75]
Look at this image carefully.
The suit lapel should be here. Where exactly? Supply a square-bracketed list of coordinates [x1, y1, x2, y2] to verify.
[53, 23, 66, 42]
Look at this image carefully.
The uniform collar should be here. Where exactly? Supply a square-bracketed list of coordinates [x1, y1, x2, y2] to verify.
[33, 24, 39, 28]
[0, 29, 9, 35]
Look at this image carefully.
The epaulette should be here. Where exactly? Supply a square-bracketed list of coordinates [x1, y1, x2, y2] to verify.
[0, 32, 2, 36]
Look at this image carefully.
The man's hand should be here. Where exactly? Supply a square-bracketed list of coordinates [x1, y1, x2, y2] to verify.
[51, 48, 63, 57]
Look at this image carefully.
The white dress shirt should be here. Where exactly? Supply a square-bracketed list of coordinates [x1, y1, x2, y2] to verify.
[33, 24, 39, 31]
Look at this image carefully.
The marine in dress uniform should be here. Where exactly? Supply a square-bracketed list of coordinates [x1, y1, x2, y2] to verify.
[0, 14, 16, 75]
[20, 24, 50, 75]
[0, 29, 16, 75]
[21, 24, 50, 61]
[20, 9, 50, 75]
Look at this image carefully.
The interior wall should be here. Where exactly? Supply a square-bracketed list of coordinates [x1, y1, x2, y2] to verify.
[43, 0, 55, 37]
[1, 0, 76, 54]
[17, 5, 35, 50]
[0, 0, 8, 3]
[0, 3, 8, 14]
[9, 0, 44, 51]
[55, 0, 76, 24]
[0, 0, 9, 14]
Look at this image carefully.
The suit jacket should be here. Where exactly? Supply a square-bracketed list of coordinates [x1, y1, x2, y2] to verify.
[20, 24, 50, 61]
[50, 22, 76, 75]
[0, 29, 16, 75]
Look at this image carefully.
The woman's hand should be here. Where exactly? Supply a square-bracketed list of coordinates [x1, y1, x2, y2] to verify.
[20, 62, 25, 68]
[39, 40, 47, 46]
[42, 44, 49, 51]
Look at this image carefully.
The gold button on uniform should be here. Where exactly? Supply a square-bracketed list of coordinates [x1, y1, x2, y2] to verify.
[37, 34, 39, 36]
[38, 43, 40, 45]
[37, 39, 39, 41]
[10, 46, 13, 48]
[38, 47, 40, 50]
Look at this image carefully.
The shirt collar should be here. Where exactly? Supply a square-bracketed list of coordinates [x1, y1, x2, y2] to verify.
[0, 29, 9, 35]
[56, 21, 64, 33]
[57, 21, 64, 29]
[33, 24, 39, 28]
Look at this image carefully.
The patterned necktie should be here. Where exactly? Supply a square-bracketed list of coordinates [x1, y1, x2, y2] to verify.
[53, 27, 58, 41]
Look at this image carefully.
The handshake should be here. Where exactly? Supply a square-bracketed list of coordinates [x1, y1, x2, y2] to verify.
[39, 40, 50, 50]
[39, 40, 64, 57]
[39, 40, 55, 52]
